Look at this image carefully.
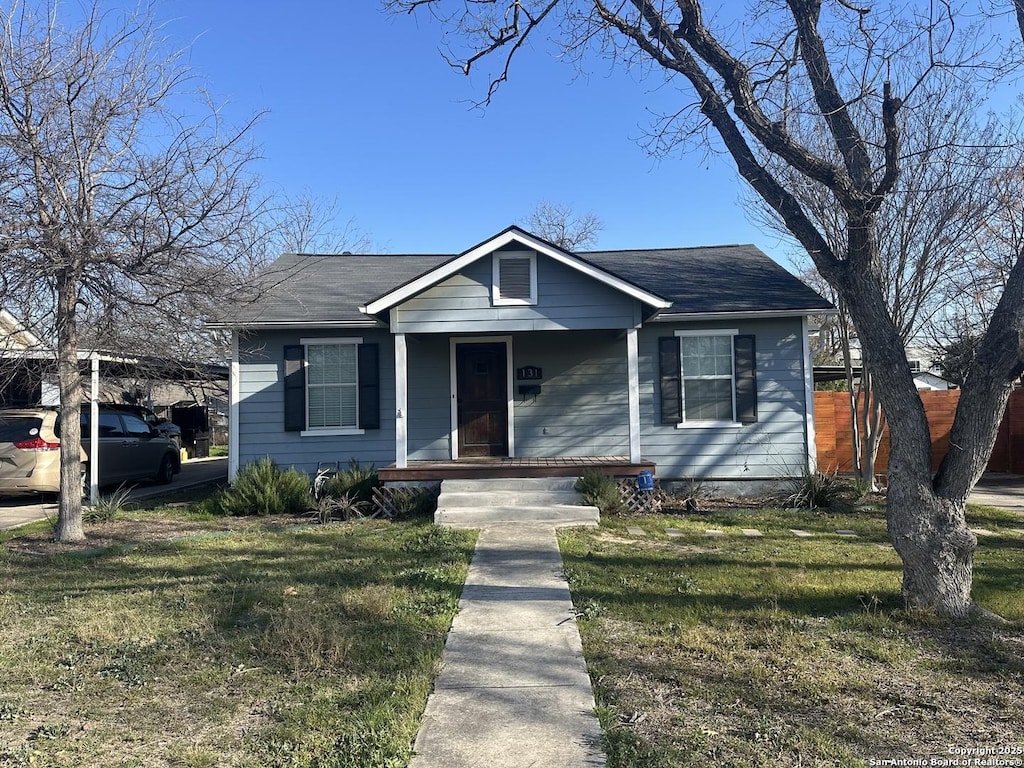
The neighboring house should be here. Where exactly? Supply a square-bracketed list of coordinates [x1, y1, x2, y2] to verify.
[0, 309, 43, 351]
[845, 345, 953, 391]
[218, 226, 834, 492]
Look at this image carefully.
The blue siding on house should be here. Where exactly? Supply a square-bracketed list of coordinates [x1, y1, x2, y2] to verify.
[391, 254, 641, 333]
[235, 318, 811, 480]
[637, 318, 809, 480]
[512, 331, 630, 456]
[406, 335, 452, 460]
[237, 329, 397, 474]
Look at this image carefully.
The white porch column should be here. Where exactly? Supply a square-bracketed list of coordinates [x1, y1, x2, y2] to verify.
[801, 316, 818, 473]
[228, 331, 240, 483]
[395, 333, 408, 469]
[89, 352, 100, 505]
[626, 328, 641, 464]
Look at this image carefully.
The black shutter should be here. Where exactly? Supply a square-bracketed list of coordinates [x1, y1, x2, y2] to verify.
[659, 336, 682, 425]
[734, 334, 758, 424]
[358, 343, 380, 430]
[283, 345, 306, 432]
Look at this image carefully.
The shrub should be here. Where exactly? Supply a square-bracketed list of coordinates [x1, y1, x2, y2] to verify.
[785, 468, 845, 510]
[387, 486, 437, 520]
[575, 470, 627, 515]
[83, 484, 133, 523]
[324, 459, 379, 505]
[213, 458, 311, 517]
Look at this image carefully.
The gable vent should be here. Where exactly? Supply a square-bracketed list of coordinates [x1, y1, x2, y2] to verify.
[498, 257, 532, 300]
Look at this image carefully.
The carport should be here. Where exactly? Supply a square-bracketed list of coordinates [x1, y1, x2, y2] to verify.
[1, 348, 226, 503]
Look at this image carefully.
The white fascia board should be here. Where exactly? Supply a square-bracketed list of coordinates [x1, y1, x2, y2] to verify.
[363, 230, 522, 315]
[651, 308, 839, 322]
[206, 319, 384, 331]
[361, 228, 672, 315]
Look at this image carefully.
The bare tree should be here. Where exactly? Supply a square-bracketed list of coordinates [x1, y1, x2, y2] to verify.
[521, 200, 603, 249]
[390, 0, 1024, 620]
[0, 2, 264, 542]
[746, 73, 1014, 490]
[269, 191, 375, 255]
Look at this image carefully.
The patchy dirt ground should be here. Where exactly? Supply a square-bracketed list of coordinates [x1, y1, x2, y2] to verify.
[3, 513, 308, 557]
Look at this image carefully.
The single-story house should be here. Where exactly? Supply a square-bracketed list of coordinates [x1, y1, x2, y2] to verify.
[217, 226, 834, 493]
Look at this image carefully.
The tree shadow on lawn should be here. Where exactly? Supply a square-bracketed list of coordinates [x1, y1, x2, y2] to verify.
[562, 546, 1024, 681]
[1, 522, 474, 678]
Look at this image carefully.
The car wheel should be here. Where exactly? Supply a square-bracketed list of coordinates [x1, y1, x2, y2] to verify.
[156, 455, 174, 485]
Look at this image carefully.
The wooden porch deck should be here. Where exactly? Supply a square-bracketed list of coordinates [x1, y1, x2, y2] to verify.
[378, 456, 655, 482]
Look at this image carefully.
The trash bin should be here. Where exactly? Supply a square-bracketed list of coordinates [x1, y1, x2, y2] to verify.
[637, 470, 654, 492]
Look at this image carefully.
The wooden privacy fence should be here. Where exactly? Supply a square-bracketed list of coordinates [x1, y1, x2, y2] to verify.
[814, 389, 1024, 475]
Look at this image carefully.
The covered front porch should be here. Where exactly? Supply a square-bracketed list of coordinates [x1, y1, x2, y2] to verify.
[378, 455, 655, 482]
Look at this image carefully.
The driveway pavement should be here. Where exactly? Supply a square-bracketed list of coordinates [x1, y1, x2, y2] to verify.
[969, 473, 1024, 516]
[0, 457, 227, 531]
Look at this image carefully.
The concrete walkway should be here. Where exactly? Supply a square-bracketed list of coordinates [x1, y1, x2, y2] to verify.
[410, 523, 605, 768]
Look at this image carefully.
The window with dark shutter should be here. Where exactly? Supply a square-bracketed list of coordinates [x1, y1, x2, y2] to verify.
[734, 335, 758, 424]
[283, 345, 306, 432]
[357, 343, 380, 429]
[669, 331, 758, 426]
[284, 340, 381, 432]
[659, 336, 682, 425]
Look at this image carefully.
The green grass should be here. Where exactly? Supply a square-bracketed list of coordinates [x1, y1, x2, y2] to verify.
[559, 504, 1024, 767]
[0, 512, 476, 767]
[4, 495, 1020, 767]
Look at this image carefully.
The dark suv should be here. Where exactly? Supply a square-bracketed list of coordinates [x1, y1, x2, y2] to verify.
[0, 406, 181, 496]
[99, 404, 182, 448]
[81, 407, 181, 486]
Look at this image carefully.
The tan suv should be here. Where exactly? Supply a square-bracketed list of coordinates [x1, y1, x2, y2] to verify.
[0, 406, 181, 496]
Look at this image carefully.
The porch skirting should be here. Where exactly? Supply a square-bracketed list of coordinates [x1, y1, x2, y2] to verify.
[378, 456, 655, 482]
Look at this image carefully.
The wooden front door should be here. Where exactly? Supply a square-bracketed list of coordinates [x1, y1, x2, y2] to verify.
[456, 342, 509, 457]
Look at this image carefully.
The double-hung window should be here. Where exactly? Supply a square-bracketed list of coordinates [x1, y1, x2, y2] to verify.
[659, 330, 758, 427]
[306, 341, 359, 430]
[680, 333, 736, 421]
[283, 338, 380, 435]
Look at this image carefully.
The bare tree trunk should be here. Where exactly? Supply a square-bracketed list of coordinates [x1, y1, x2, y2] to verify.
[54, 268, 85, 543]
[838, 249, 976, 619]
[886, 487, 975, 618]
[839, 302, 864, 482]
[859, 371, 884, 492]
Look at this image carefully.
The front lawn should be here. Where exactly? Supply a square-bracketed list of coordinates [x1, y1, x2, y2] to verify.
[559, 504, 1024, 767]
[0, 507, 476, 767]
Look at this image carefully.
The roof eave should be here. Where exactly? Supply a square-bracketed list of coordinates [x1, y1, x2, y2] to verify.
[651, 308, 838, 322]
[207, 319, 385, 331]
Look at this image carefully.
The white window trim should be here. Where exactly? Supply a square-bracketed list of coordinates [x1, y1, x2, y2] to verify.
[299, 336, 365, 436]
[674, 328, 743, 429]
[492, 251, 538, 306]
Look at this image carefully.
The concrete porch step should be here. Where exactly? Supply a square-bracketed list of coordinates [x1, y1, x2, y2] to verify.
[435, 477, 598, 528]
[435, 504, 600, 528]
[439, 490, 581, 508]
[441, 477, 579, 493]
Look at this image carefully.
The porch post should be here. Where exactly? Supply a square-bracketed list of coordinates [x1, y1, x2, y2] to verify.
[626, 328, 641, 463]
[228, 331, 239, 483]
[89, 352, 99, 505]
[395, 333, 408, 469]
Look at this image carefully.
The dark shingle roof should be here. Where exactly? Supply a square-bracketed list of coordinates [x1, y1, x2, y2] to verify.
[224, 243, 831, 327]
[581, 244, 833, 315]
[226, 253, 450, 326]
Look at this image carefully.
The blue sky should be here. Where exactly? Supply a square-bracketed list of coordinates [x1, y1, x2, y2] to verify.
[146, 2, 792, 258]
